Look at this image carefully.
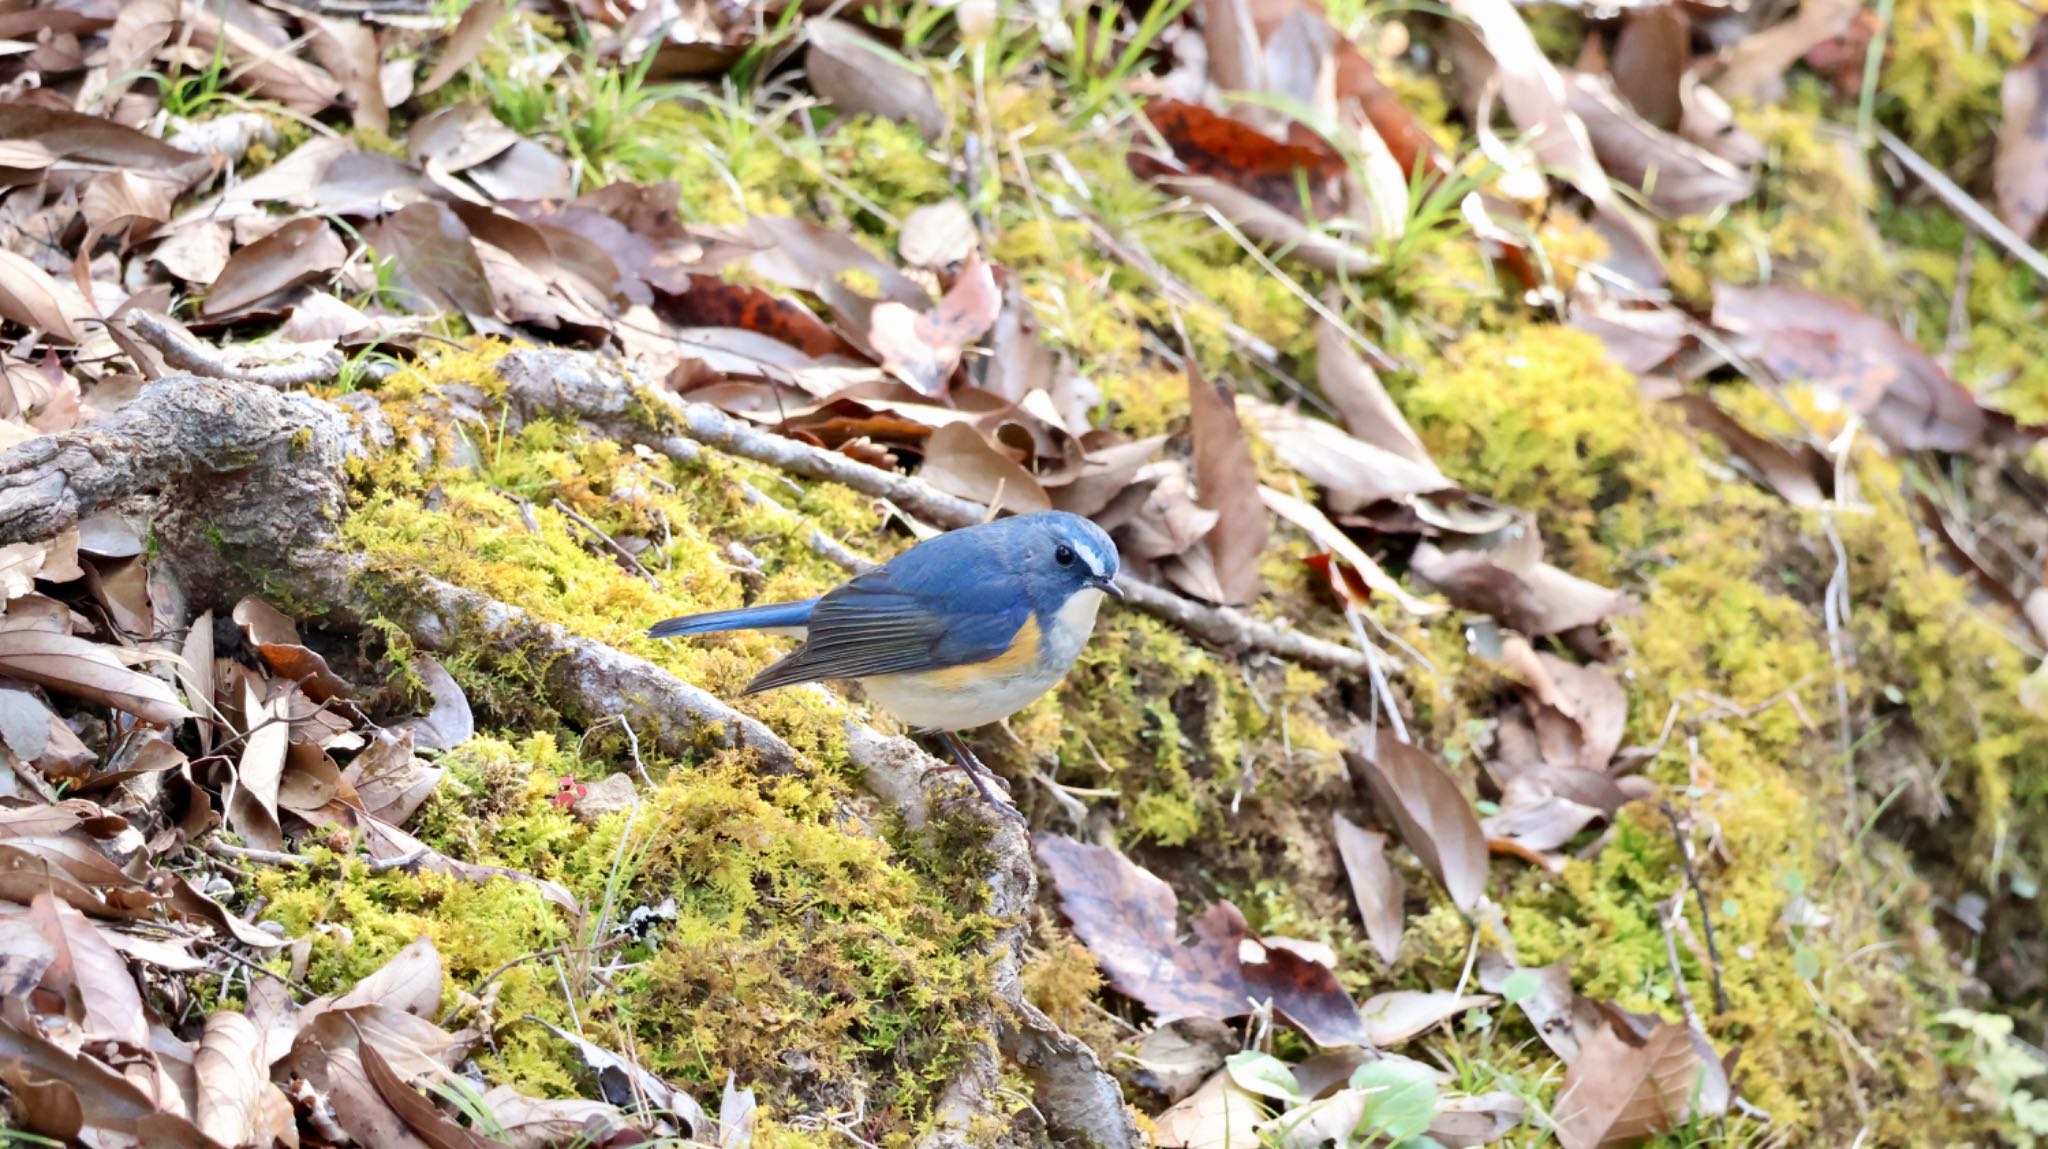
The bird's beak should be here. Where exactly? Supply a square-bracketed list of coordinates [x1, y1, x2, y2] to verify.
[1097, 576, 1125, 600]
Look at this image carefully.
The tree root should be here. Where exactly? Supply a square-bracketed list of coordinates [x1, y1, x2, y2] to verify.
[125, 310, 344, 389]
[0, 371, 1139, 1148]
[492, 349, 1375, 676]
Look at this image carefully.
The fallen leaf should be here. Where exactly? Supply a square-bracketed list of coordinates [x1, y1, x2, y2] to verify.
[151, 221, 234, 286]
[80, 170, 174, 239]
[0, 250, 89, 342]
[305, 11, 390, 135]
[1553, 1021, 1706, 1149]
[343, 729, 442, 826]
[1133, 1018, 1238, 1102]
[195, 1011, 281, 1148]
[398, 653, 473, 752]
[419, 0, 506, 96]
[407, 101, 519, 175]
[1490, 635, 1628, 771]
[366, 202, 497, 324]
[28, 892, 148, 1052]
[1359, 990, 1494, 1046]
[804, 18, 946, 141]
[1199, 0, 1263, 97]
[0, 630, 193, 725]
[1266, 1060, 1438, 1148]
[1713, 283, 1989, 452]
[479, 1086, 628, 1149]
[1710, 0, 1862, 104]
[1571, 296, 1690, 375]
[230, 676, 288, 852]
[1566, 72, 1755, 217]
[1430, 1091, 1527, 1147]
[1998, 20, 2048, 240]
[1132, 100, 1347, 219]
[1609, 7, 1690, 129]
[867, 252, 1000, 396]
[1478, 954, 1594, 1062]
[1667, 392, 1832, 509]
[0, 1004, 211, 1145]
[360, 813, 578, 914]
[1332, 812, 1405, 965]
[1344, 730, 1488, 910]
[202, 217, 347, 318]
[1315, 318, 1433, 467]
[1036, 834, 1370, 1046]
[918, 422, 1051, 514]
[1240, 394, 1452, 509]
[526, 1017, 711, 1129]
[361, 1040, 497, 1148]
[1447, 0, 1609, 204]
[1260, 486, 1442, 616]
[0, 104, 207, 185]
[1154, 1069, 1266, 1149]
[325, 1047, 436, 1149]
[1177, 363, 1267, 605]
[898, 200, 979, 268]
[1409, 543, 1635, 640]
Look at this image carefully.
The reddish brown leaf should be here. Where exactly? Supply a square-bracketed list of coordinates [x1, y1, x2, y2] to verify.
[1998, 19, 2048, 241]
[1712, 284, 1989, 452]
[1132, 99, 1346, 219]
[655, 276, 857, 359]
[1609, 7, 1690, 129]
[1345, 730, 1488, 910]
[203, 218, 346, 318]
[1036, 834, 1369, 1046]
[867, 252, 1000, 397]
[1177, 364, 1266, 606]
[1553, 1022, 1705, 1149]
[1332, 811, 1404, 966]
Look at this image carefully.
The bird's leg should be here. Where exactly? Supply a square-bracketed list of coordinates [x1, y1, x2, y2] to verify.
[929, 730, 1024, 822]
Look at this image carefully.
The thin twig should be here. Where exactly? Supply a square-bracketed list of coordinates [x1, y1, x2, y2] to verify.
[438, 936, 633, 1028]
[126, 311, 343, 388]
[205, 838, 313, 868]
[1661, 801, 1729, 1015]
[550, 498, 663, 588]
[366, 844, 428, 872]
[1875, 128, 2048, 282]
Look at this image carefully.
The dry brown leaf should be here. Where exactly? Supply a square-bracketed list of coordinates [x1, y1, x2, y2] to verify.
[152, 221, 234, 286]
[406, 101, 520, 175]
[419, 0, 506, 96]
[1553, 1021, 1705, 1149]
[28, 892, 148, 1052]
[1132, 1019, 1236, 1103]
[1155, 1069, 1265, 1149]
[1345, 730, 1488, 910]
[202, 218, 347, 318]
[0, 104, 207, 184]
[230, 676, 288, 852]
[1566, 72, 1754, 217]
[1998, 21, 2048, 240]
[1359, 990, 1495, 1046]
[1409, 543, 1634, 640]
[0, 629, 192, 725]
[917, 422, 1051, 514]
[1667, 392, 1831, 509]
[344, 729, 442, 826]
[80, 171, 174, 240]
[1431, 1092, 1528, 1147]
[1036, 834, 1369, 1046]
[397, 653, 473, 753]
[1448, 0, 1609, 204]
[325, 1047, 436, 1149]
[195, 1012, 278, 1148]
[898, 200, 978, 268]
[1712, 283, 1990, 452]
[1609, 7, 1690, 129]
[1176, 364, 1266, 606]
[479, 1086, 628, 1149]
[366, 203, 497, 324]
[1710, 0, 1862, 104]
[1492, 635, 1628, 771]
[804, 18, 946, 141]
[1259, 486, 1441, 616]
[1332, 811, 1405, 965]
[361, 1040, 497, 1149]
[1315, 318, 1432, 466]
[305, 11, 390, 135]
[180, 0, 342, 114]
[1240, 395, 1451, 509]
[867, 252, 999, 396]
[0, 250, 89, 342]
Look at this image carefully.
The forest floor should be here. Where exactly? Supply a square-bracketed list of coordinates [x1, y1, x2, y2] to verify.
[1, 0, 2047, 1147]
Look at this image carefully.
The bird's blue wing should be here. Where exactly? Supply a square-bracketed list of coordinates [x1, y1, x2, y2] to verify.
[742, 560, 1029, 692]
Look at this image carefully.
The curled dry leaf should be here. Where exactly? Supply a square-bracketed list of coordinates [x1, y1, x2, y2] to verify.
[1315, 319, 1433, 466]
[0, 250, 91, 343]
[1409, 543, 1634, 640]
[918, 422, 1051, 514]
[0, 629, 193, 726]
[1332, 811, 1404, 965]
[344, 729, 442, 826]
[1132, 1018, 1238, 1103]
[230, 676, 288, 853]
[866, 252, 1000, 397]
[1344, 729, 1488, 910]
[1491, 634, 1627, 771]
[1239, 395, 1451, 509]
[1712, 283, 1990, 452]
[1998, 20, 2048, 241]
[1260, 486, 1441, 616]
[804, 18, 946, 142]
[1035, 834, 1370, 1047]
[1447, 0, 1608, 204]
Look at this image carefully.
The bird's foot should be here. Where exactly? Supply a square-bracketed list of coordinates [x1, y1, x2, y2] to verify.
[928, 731, 1025, 824]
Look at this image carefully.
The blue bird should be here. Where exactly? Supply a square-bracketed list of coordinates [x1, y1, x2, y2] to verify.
[648, 511, 1123, 816]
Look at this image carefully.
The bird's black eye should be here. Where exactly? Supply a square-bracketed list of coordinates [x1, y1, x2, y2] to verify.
[1054, 544, 1077, 567]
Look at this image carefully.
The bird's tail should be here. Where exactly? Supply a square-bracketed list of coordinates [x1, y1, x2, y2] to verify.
[647, 599, 817, 639]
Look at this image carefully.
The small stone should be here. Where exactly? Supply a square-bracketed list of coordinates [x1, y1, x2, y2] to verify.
[257, 920, 287, 938]
[571, 773, 639, 824]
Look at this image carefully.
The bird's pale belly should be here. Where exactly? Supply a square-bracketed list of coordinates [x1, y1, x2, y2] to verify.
[859, 661, 1068, 731]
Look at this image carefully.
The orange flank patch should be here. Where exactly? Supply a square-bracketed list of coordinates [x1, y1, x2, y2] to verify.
[922, 614, 1041, 690]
